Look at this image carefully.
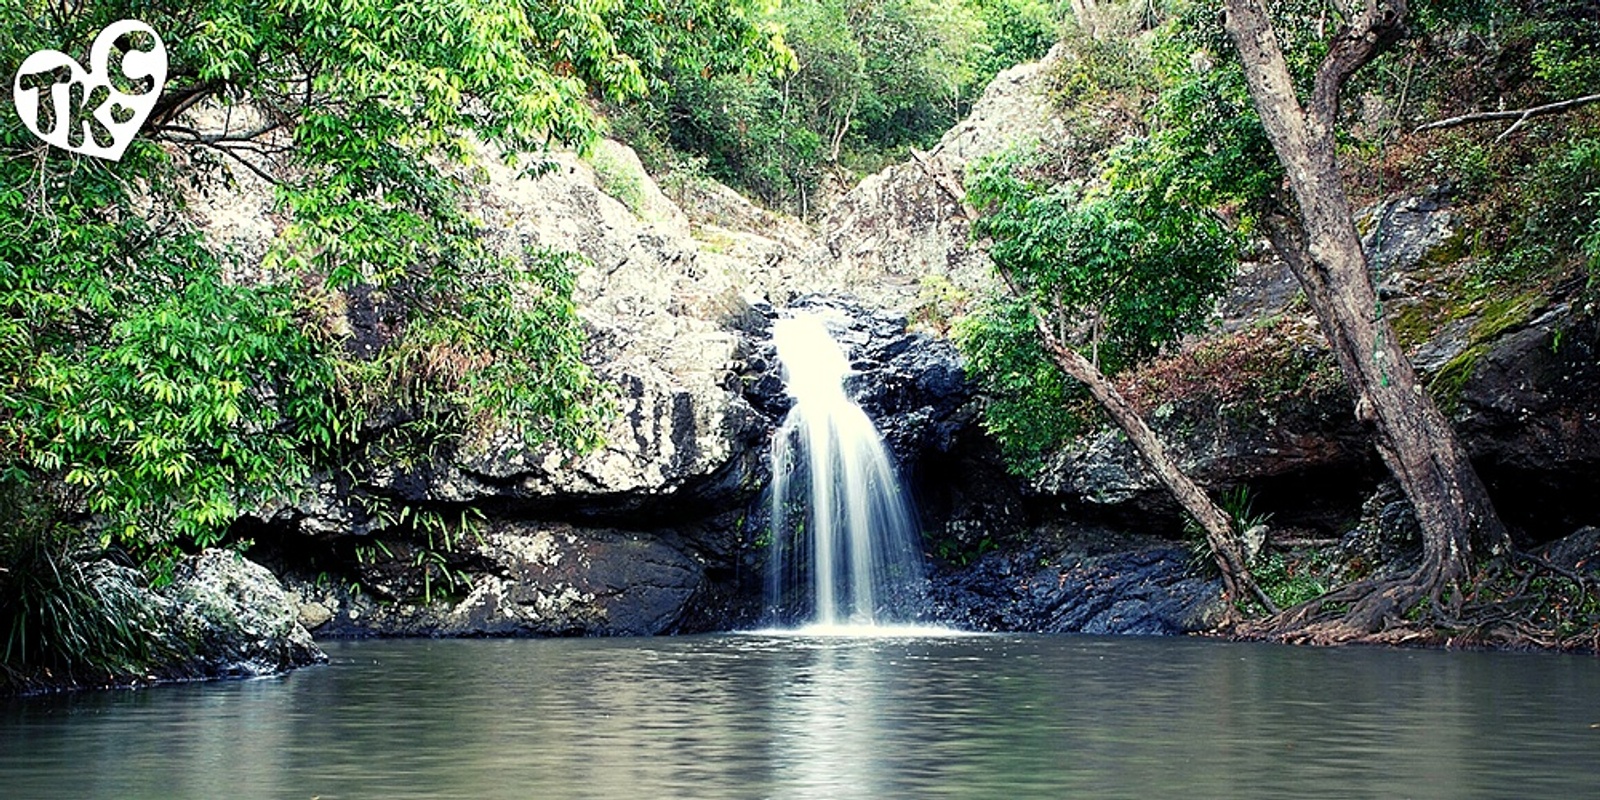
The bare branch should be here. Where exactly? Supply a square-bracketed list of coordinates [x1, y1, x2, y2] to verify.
[157, 120, 285, 147]
[158, 125, 284, 185]
[1413, 93, 1600, 142]
[150, 80, 219, 128]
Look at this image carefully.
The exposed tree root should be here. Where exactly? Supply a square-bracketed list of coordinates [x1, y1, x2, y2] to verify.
[1231, 552, 1600, 652]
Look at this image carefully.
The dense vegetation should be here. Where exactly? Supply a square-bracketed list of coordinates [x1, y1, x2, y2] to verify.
[612, 0, 1066, 214]
[0, 0, 783, 689]
[956, 0, 1600, 643]
[963, 0, 1600, 465]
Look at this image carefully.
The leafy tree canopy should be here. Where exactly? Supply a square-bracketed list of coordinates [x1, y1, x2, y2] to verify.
[617, 0, 1067, 212]
[0, 0, 783, 569]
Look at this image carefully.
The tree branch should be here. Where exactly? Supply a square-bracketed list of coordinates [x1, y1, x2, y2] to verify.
[1309, 0, 1407, 124]
[1413, 93, 1600, 142]
[157, 121, 286, 146]
[158, 125, 284, 185]
[149, 79, 220, 128]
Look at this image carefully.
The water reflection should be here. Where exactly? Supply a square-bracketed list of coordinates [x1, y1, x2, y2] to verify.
[3, 635, 1598, 799]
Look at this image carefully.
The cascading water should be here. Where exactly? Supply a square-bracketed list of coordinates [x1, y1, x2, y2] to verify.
[765, 314, 925, 628]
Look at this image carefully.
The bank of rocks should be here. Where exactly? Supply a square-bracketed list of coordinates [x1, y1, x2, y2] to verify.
[5, 549, 322, 696]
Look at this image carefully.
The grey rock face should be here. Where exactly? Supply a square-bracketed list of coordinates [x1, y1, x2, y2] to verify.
[242, 140, 788, 636]
[1538, 527, 1600, 576]
[794, 49, 1066, 315]
[1332, 481, 1423, 581]
[1026, 192, 1600, 541]
[164, 550, 325, 677]
[1455, 307, 1600, 534]
[439, 143, 761, 507]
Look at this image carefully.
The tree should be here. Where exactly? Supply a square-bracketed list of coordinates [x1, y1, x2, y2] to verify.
[1221, 0, 1511, 635]
[0, 0, 784, 682]
[961, 150, 1277, 613]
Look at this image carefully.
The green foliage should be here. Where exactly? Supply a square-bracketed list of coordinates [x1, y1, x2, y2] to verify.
[651, 70, 825, 210]
[1253, 551, 1331, 610]
[954, 297, 1091, 473]
[2, 0, 760, 677]
[849, 0, 984, 157]
[1048, 17, 1156, 114]
[909, 274, 972, 335]
[1141, 4, 1283, 217]
[955, 1, 1290, 477]
[622, 0, 1065, 213]
[1521, 133, 1600, 279]
[966, 146, 1237, 369]
[0, 0, 659, 568]
[1221, 485, 1270, 532]
[969, 0, 1061, 82]
[1528, 0, 1600, 98]
[0, 160, 337, 567]
[1186, 485, 1271, 576]
[588, 146, 649, 215]
[606, 0, 796, 93]
[0, 478, 171, 690]
[928, 532, 998, 566]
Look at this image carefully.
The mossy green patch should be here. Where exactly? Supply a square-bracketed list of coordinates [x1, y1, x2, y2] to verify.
[1421, 290, 1544, 412]
[586, 147, 648, 218]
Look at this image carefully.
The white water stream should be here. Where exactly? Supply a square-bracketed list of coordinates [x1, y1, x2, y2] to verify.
[766, 315, 925, 628]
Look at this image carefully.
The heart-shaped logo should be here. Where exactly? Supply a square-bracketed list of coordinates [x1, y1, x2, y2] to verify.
[12, 20, 166, 162]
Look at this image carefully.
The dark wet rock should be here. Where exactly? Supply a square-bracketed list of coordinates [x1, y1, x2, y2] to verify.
[1330, 481, 1423, 581]
[735, 294, 1027, 554]
[924, 527, 1225, 635]
[1537, 527, 1600, 576]
[1359, 190, 1461, 292]
[294, 521, 719, 637]
[1032, 386, 1376, 536]
[1455, 307, 1600, 537]
[740, 294, 972, 461]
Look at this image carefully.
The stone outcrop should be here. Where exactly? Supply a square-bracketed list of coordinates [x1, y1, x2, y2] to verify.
[212, 126, 1002, 636]
[420, 142, 765, 510]
[1019, 193, 1600, 543]
[736, 295, 1024, 555]
[304, 522, 706, 637]
[188, 42, 1599, 648]
[164, 550, 326, 678]
[924, 525, 1225, 635]
[263, 292, 986, 638]
[202, 134, 793, 634]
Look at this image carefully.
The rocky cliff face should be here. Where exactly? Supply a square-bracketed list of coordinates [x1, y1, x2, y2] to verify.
[195, 42, 1599, 644]
[1026, 192, 1600, 544]
[238, 144, 777, 636]
[198, 122, 995, 637]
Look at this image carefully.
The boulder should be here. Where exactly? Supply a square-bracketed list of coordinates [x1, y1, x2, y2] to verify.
[164, 550, 325, 677]
[302, 522, 707, 637]
[1537, 527, 1600, 576]
[924, 525, 1226, 635]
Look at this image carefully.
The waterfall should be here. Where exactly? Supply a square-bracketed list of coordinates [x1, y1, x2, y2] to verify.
[766, 315, 925, 628]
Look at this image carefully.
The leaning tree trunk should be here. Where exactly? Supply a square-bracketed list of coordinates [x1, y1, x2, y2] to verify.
[1223, 0, 1509, 632]
[1032, 318, 1278, 615]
